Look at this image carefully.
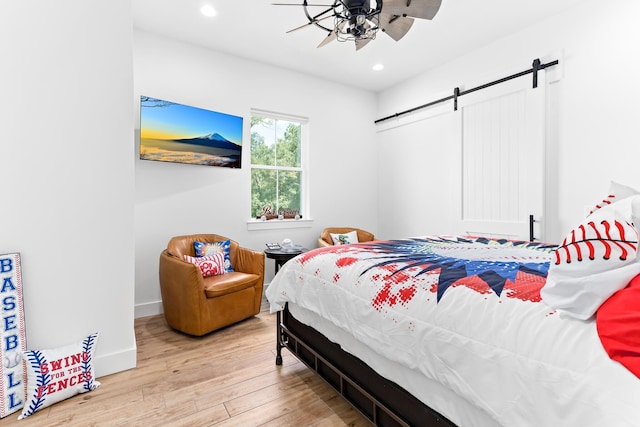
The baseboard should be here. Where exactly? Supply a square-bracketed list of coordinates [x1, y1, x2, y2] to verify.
[135, 289, 273, 319]
[95, 344, 137, 378]
[135, 300, 163, 318]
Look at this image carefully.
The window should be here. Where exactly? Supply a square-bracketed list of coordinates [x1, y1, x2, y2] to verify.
[250, 110, 307, 220]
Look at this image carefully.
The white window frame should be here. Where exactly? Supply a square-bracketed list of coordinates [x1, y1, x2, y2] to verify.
[247, 109, 312, 231]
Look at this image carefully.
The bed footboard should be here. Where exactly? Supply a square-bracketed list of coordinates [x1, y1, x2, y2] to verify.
[275, 304, 456, 427]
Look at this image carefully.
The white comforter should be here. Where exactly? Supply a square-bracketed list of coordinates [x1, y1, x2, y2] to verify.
[266, 236, 640, 427]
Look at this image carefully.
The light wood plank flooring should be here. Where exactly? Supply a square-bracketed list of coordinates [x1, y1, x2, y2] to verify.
[0, 300, 370, 426]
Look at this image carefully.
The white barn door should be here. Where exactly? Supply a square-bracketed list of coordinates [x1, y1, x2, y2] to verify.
[456, 71, 546, 241]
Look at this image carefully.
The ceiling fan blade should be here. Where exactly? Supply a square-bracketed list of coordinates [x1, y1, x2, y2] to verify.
[382, 0, 442, 20]
[318, 19, 346, 47]
[355, 37, 373, 50]
[272, 3, 334, 6]
[317, 31, 337, 47]
[379, 13, 414, 41]
[286, 14, 334, 33]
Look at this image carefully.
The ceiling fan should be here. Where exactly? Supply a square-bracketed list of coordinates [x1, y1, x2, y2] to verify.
[273, 0, 442, 50]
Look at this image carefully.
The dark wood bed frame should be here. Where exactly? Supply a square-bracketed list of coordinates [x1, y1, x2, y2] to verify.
[275, 304, 457, 427]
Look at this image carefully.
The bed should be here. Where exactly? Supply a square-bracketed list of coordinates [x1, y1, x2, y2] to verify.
[266, 227, 640, 426]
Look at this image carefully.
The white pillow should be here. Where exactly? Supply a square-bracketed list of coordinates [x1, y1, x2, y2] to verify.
[19, 333, 100, 419]
[330, 230, 359, 245]
[589, 180, 640, 215]
[541, 196, 640, 319]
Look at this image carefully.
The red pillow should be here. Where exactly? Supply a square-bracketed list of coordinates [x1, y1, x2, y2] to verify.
[184, 254, 225, 277]
[596, 273, 640, 378]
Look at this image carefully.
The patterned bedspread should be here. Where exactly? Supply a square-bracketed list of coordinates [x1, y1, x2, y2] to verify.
[266, 236, 640, 427]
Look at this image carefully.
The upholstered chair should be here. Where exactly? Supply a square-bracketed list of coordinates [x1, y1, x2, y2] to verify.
[317, 227, 375, 247]
[159, 234, 265, 336]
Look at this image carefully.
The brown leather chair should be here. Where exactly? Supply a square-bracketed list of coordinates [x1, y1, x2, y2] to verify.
[159, 234, 265, 336]
[318, 227, 375, 247]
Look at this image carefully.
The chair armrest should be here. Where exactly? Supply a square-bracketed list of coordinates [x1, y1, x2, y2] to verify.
[318, 238, 331, 247]
[233, 247, 265, 277]
[159, 250, 211, 335]
[159, 251, 205, 297]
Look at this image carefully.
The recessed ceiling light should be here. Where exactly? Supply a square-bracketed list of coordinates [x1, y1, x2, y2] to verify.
[372, 64, 384, 71]
[200, 5, 217, 17]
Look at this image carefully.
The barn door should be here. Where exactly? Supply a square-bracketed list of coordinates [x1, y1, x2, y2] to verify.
[456, 70, 546, 241]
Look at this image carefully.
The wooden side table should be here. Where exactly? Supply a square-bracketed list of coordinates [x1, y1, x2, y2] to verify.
[264, 248, 306, 275]
[265, 247, 306, 366]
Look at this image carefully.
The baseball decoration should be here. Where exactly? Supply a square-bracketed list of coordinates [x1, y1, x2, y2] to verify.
[3, 352, 21, 370]
[0, 253, 27, 418]
[19, 333, 100, 420]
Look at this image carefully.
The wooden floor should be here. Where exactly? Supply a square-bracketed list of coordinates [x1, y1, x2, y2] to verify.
[1, 299, 371, 426]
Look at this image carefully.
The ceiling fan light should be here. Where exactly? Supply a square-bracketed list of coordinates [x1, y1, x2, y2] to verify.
[200, 5, 217, 17]
[277, 0, 441, 49]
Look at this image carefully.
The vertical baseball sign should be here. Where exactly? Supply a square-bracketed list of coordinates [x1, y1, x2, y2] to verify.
[0, 253, 26, 417]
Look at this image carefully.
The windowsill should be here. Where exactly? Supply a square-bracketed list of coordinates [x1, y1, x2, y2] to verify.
[246, 218, 314, 231]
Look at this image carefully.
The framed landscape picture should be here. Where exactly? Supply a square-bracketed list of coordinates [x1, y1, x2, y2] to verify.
[139, 96, 243, 168]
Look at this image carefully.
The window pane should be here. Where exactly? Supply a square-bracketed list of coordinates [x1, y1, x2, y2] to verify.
[277, 170, 301, 212]
[251, 169, 277, 217]
[275, 120, 301, 168]
[250, 112, 305, 219]
[250, 117, 275, 166]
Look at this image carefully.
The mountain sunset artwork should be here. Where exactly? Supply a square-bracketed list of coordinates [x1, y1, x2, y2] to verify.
[139, 96, 243, 168]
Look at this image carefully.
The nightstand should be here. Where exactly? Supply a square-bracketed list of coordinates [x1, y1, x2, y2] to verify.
[264, 247, 306, 275]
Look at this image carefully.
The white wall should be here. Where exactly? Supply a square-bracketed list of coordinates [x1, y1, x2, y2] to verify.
[376, 0, 640, 244]
[377, 105, 462, 239]
[0, 1, 136, 377]
[133, 31, 378, 317]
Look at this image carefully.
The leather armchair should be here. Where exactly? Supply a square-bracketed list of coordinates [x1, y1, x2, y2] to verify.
[159, 234, 265, 336]
[318, 227, 375, 247]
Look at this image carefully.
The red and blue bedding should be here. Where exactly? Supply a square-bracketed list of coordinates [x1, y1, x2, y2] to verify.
[267, 235, 640, 426]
